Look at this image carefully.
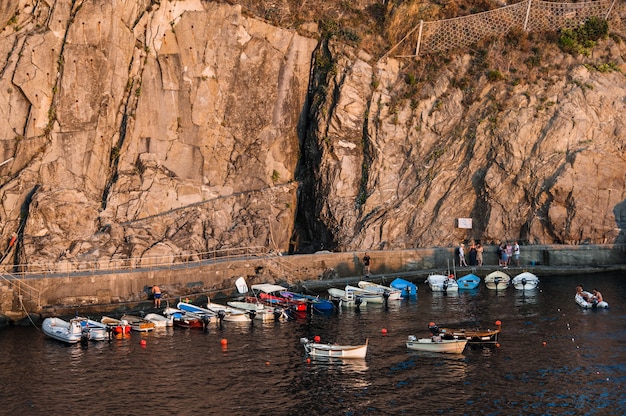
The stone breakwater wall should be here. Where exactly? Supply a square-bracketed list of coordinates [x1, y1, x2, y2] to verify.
[1, 244, 625, 323]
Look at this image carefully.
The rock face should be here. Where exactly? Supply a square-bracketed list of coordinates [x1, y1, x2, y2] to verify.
[0, 0, 624, 269]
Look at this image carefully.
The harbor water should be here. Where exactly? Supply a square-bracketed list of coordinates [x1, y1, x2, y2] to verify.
[1, 272, 624, 415]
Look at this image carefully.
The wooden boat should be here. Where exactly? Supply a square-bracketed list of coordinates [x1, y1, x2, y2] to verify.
[357, 281, 402, 300]
[227, 301, 288, 322]
[301, 337, 368, 359]
[101, 316, 131, 334]
[144, 313, 174, 328]
[327, 287, 367, 307]
[485, 271, 511, 290]
[457, 273, 481, 290]
[511, 272, 540, 290]
[439, 320, 502, 345]
[406, 336, 468, 354]
[42, 317, 85, 344]
[425, 274, 459, 292]
[390, 278, 417, 297]
[575, 292, 609, 309]
[120, 314, 155, 332]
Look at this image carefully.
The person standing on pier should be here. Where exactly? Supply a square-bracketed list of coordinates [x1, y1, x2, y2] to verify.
[363, 253, 371, 276]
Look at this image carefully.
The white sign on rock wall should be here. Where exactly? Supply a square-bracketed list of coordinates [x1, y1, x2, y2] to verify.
[457, 218, 472, 229]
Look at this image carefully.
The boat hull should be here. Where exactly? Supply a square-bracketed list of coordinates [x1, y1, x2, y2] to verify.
[425, 274, 459, 292]
[144, 313, 173, 328]
[485, 271, 511, 290]
[406, 337, 467, 354]
[390, 278, 417, 296]
[511, 272, 540, 290]
[301, 338, 368, 359]
[327, 288, 367, 307]
[357, 281, 402, 300]
[457, 274, 481, 290]
[42, 317, 84, 344]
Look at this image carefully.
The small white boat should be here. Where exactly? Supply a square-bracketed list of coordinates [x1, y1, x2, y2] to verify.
[328, 287, 367, 307]
[425, 274, 459, 292]
[42, 317, 85, 344]
[406, 335, 468, 354]
[78, 318, 109, 341]
[144, 313, 174, 328]
[485, 271, 511, 290]
[301, 337, 368, 359]
[205, 300, 252, 323]
[575, 292, 609, 309]
[120, 314, 155, 332]
[227, 301, 288, 322]
[512, 272, 540, 290]
[357, 281, 402, 300]
[345, 285, 385, 303]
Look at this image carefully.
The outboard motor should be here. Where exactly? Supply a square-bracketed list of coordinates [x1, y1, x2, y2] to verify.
[273, 307, 284, 322]
[522, 277, 527, 287]
[383, 291, 390, 309]
[202, 315, 211, 332]
[217, 310, 226, 329]
[443, 279, 449, 294]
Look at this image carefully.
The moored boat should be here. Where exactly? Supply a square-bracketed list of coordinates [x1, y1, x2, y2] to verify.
[120, 314, 155, 332]
[485, 271, 511, 290]
[390, 278, 417, 297]
[405, 336, 468, 354]
[144, 313, 174, 328]
[227, 301, 288, 322]
[101, 316, 131, 334]
[425, 274, 459, 292]
[511, 272, 540, 290]
[78, 318, 109, 341]
[439, 320, 502, 345]
[357, 280, 402, 300]
[204, 300, 253, 323]
[457, 273, 481, 290]
[42, 317, 86, 344]
[344, 285, 385, 303]
[327, 287, 367, 308]
[280, 290, 335, 313]
[251, 284, 309, 319]
[163, 306, 206, 329]
[301, 337, 368, 359]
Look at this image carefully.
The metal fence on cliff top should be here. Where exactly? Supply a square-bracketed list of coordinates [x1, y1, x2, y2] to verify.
[387, 0, 624, 58]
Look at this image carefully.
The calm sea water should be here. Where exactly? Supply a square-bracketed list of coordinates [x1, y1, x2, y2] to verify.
[1, 272, 624, 416]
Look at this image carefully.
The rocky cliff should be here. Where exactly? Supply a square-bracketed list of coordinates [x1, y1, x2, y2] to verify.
[0, 0, 625, 270]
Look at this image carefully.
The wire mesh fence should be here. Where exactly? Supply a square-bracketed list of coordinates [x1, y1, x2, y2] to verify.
[387, 0, 624, 58]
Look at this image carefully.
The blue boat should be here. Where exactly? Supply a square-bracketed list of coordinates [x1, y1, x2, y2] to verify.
[457, 273, 481, 290]
[390, 278, 417, 297]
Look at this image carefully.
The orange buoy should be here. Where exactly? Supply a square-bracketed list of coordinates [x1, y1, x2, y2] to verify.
[313, 335, 321, 343]
[140, 339, 147, 346]
[429, 322, 436, 327]
[220, 338, 228, 346]
[542, 341, 547, 346]
[265, 361, 270, 365]
[381, 328, 388, 335]
[495, 320, 502, 326]
[306, 358, 311, 364]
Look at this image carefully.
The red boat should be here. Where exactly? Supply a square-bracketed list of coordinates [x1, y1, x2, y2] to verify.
[250, 284, 309, 319]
